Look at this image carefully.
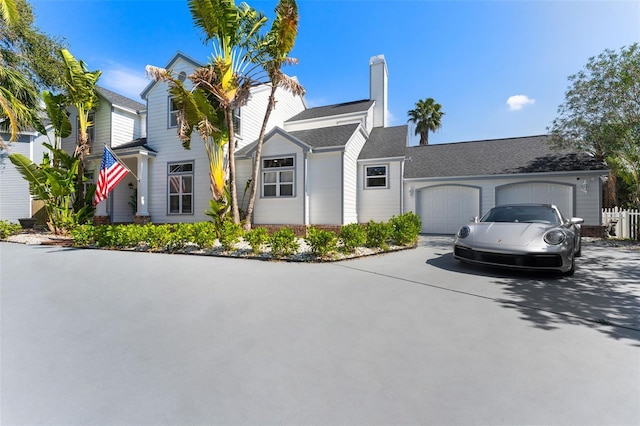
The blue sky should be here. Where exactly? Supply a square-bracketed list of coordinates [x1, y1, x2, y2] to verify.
[31, 0, 639, 145]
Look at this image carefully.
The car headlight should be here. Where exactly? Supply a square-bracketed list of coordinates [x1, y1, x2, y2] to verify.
[544, 229, 566, 245]
[457, 226, 470, 239]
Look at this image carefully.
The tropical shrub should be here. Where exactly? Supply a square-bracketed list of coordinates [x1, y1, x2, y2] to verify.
[219, 220, 244, 251]
[0, 221, 22, 239]
[190, 221, 218, 248]
[269, 227, 299, 257]
[339, 223, 367, 253]
[9, 144, 94, 235]
[244, 227, 269, 254]
[365, 220, 392, 249]
[305, 227, 338, 257]
[389, 212, 422, 246]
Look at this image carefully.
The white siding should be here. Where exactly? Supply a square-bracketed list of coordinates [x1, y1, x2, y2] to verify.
[111, 108, 139, 147]
[403, 173, 604, 231]
[92, 102, 111, 151]
[237, 84, 306, 150]
[0, 132, 50, 221]
[343, 128, 368, 224]
[358, 160, 403, 222]
[307, 152, 342, 225]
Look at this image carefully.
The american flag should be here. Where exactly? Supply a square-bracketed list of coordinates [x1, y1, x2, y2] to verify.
[93, 146, 129, 206]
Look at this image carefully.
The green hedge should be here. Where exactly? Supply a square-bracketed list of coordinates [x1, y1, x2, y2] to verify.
[70, 212, 421, 259]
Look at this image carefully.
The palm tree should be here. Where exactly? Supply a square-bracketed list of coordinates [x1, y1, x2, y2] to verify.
[58, 49, 101, 207]
[243, 0, 305, 231]
[0, 66, 39, 148]
[408, 98, 445, 145]
[187, 0, 268, 224]
[145, 66, 228, 205]
[0, 0, 18, 27]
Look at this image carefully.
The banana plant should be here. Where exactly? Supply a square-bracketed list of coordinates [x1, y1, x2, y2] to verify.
[59, 49, 101, 207]
[9, 144, 92, 234]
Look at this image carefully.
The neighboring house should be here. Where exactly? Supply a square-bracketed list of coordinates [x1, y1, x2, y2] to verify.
[1, 52, 609, 236]
[0, 128, 53, 222]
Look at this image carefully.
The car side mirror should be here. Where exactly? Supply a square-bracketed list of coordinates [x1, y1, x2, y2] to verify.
[471, 216, 479, 223]
[569, 217, 584, 225]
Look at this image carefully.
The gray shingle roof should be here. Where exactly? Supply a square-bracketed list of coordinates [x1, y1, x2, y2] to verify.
[287, 100, 374, 122]
[96, 86, 145, 112]
[288, 124, 360, 149]
[358, 125, 408, 159]
[237, 124, 360, 157]
[404, 135, 607, 179]
[112, 137, 156, 153]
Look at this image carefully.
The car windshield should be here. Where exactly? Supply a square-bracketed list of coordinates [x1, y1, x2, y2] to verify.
[480, 205, 560, 225]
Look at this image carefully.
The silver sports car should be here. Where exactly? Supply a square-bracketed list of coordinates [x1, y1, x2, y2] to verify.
[453, 204, 583, 276]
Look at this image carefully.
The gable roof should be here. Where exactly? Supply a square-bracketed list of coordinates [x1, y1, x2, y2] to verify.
[288, 123, 360, 150]
[359, 125, 408, 160]
[140, 51, 202, 99]
[96, 86, 145, 112]
[236, 124, 361, 158]
[404, 135, 607, 179]
[287, 100, 374, 122]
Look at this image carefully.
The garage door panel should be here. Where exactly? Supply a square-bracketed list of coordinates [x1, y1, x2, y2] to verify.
[496, 183, 573, 217]
[417, 186, 480, 234]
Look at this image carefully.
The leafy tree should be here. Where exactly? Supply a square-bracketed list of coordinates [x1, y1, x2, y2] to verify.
[243, 0, 304, 231]
[408, 98, 445, 146]
[58, 49, 101, 208]
[1, 0, 66, 90]
[549, 43, 640, 208]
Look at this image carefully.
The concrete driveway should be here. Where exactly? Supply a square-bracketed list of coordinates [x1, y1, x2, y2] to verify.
[1, 237, 639, 425]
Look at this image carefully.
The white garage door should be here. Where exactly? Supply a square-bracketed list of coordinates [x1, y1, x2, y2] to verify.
[417, 185, 480, 234]
[496, 182, 574, 217]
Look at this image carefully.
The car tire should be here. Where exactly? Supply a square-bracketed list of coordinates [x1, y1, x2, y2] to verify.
[575, 236, 582, 257]
[561, 256, 576, 277]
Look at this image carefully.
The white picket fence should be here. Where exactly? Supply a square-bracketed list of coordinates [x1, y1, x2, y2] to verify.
[602, 207, 640, 240]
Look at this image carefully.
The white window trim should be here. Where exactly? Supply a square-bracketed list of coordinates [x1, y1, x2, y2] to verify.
[167, 161, 194, 215]
[364, 164, 389, 189]
[261, 155, 296, 198]
[168, 97, 178, 129]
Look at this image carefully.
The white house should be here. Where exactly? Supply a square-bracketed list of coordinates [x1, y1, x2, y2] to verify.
[1, 52, 609, 236]
[0, 128, 53, 222]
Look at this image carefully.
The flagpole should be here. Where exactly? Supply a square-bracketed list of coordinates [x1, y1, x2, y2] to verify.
[104, 145, 140, 181]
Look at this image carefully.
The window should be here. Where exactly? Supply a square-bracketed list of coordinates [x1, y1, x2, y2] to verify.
[168, 162, 193, 214]
[262, 156, 295, 197]
[365, 165, 388, 188]
[233, 107, 241, 136]
[169, 97, 179, 128]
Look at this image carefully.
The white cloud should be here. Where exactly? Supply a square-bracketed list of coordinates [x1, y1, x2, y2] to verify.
[506, 94, 535, 111]
[99, 63, 150, 101]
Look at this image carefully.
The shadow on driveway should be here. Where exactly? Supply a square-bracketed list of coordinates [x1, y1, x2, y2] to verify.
[426, 239, 640, 346]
